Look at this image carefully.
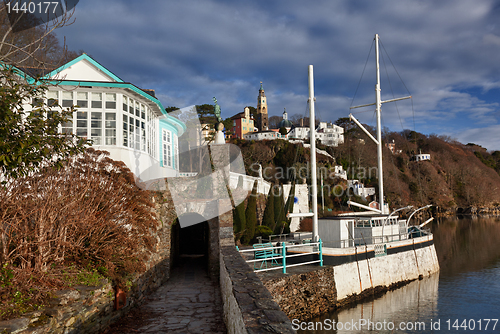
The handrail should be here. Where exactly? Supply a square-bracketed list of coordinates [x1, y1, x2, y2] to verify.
[237, 240, 323, 274]
[321, 228, 431, 248]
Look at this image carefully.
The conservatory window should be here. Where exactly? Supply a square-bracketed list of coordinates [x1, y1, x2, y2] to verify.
[47, 91, 58, 107]
[105, 113, 116, 145]
[129, 116, 134, 148]
[62, 91, 73, 108]
[135, 119, 140, 150]
[105, 93, 116, 109]
[61, 113, 73, 134]
[76, 111, 87, 137]
[77, 92, 88, 108]
[123, 115, 128, 147]
[91, 93, 102, 108]
[90, 112, 102, 145]
[129, 99, 134, 114]
[163, 130, 172, 167]
[141, 121, 146, 151]
[123, 96, 128, 112]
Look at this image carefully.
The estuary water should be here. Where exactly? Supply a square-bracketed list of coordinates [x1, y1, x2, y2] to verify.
[298, 216, 500, 333]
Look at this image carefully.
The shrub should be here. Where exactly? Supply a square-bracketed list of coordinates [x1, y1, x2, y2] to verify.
[254, 225, 273, 239]
[298, 218, 312, 232]
[0, 148, 158, 319]
[242, 181, 258, 244]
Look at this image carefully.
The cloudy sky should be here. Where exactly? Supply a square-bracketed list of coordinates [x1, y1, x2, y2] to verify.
[57, 0, 500, 150]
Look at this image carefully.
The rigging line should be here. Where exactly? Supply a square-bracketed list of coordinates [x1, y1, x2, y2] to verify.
[290, 101, 311, 184]
[350, 108, 376, 115]
[410, 98, 426, 205]
[380, 39, 423, 206]
[349, 38, 375, 108]
[381, 112, 404, 207]
[380, 44, 407, 133]
[379, 39, 412, 96]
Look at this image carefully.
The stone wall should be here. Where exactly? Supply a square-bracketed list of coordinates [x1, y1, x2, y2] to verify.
[0, 184, 298, 334]
[262, 267, 337, 321]
[218, 206, 296, 334]
[260, 242, 440, 322]
[0, 190, 178, 334]
[219, 246, 296, 334]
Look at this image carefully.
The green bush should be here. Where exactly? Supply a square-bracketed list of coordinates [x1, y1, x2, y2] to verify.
[254, 225, 273, 239]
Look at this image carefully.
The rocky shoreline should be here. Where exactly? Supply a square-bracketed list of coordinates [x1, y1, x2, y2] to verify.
[434, 205, 500, 216]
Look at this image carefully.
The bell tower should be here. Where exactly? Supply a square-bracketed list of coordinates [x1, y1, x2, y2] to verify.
[256, 82, 268, 131]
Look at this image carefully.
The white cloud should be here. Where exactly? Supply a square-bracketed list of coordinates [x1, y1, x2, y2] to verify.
[55, 0, 500, 146]
[453, 125, 500, 151]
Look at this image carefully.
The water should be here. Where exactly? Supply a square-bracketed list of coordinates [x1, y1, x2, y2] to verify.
[298, 216, 500, 333]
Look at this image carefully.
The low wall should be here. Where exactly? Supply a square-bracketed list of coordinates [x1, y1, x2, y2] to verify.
[0, 191, 177, 334]
[334, 242, 440, 301]
[261, 244, 440, 321]
[219, 246, 296, 334]
[263, 267, 337, 321]
[218, 204, 296, 334]
[0, 257, 171, 334]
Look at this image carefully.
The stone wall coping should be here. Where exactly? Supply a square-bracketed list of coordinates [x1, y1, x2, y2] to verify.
[220, 245, 296, 333]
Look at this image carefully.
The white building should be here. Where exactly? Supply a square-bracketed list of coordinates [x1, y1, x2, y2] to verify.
[348, 180, 376, 199]
[414, 153, 431, 162]
[316, 122, 344, 146]
[19, 54, 186, 181]
[288, 122, 344, 146]
[244, 130, 285, 140]
[283, 183, 310, 232]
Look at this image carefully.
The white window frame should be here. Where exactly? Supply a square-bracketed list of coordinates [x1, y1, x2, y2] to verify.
[162, 129, 172, 167]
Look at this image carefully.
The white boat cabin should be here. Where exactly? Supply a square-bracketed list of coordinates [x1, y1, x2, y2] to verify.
[319, 215, 407, 248]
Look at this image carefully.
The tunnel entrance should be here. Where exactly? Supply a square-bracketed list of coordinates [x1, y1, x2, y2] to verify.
[171, 213, 209, 271]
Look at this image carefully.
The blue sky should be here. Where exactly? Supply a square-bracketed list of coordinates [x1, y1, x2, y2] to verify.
[57, 0, 500, 150]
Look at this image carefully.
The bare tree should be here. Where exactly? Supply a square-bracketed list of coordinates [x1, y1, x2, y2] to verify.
[0, 1, 77, 71]
[268, 115, 281, 129]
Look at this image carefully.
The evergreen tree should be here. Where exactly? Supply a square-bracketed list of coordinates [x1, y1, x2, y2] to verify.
[273, 185, 286, 233]
[262, 185, 275, 230]
[0, 67, 89, 179]
[284, 182, 296, 225]
[232, 200, 246, 242]
[242, 180, 258, 244]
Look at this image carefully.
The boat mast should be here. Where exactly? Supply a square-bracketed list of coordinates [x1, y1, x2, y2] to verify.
[375, 34, 385, 214]
[309, 65, 319, 241]
[349, 34, 411, 214]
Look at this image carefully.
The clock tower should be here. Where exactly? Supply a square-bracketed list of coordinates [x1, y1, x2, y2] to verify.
[256, 82, 268, 131]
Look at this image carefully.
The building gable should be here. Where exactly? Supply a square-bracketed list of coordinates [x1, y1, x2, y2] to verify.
[44, 54, 123, 83]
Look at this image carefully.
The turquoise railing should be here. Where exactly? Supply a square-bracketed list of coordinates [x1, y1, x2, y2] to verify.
[237, 239, 323, 274]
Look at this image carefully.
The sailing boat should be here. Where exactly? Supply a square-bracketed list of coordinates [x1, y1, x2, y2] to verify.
[289, 35, 439, 280]
[247, 34, 439, 313]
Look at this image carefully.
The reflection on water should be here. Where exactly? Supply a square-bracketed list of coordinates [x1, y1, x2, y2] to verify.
[299, 217, 500, 334]
[433, 216, 500, 276]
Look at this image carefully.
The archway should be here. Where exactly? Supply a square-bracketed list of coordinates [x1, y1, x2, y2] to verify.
[171, 213, 209, 272]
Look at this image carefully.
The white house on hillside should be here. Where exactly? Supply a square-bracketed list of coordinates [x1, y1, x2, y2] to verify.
[288, 122, 344, 146]
[414, 153, 431, 162]
[18, 54, 186, 181]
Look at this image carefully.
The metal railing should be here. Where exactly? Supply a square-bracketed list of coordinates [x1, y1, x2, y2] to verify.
[322, 228, 431, 248]
[237, 240, 323, 274]
[258, 232, 312, 244]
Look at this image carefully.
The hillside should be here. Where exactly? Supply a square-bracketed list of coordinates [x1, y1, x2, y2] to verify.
[230, 132, 500, 213]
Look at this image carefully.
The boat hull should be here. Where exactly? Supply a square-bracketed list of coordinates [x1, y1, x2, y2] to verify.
[286, 234, 440, 301]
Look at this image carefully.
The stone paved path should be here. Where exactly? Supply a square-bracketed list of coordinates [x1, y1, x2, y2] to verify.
[102, 256, 227, 334]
